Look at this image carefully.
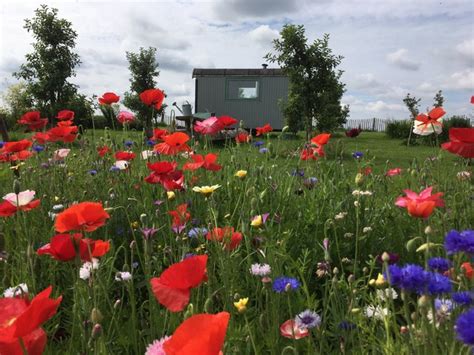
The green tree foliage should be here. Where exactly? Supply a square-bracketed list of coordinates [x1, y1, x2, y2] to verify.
[0, 82, 34, 129]
[14, 5, 81, 119]
[123, 47, 163, 134]
[265, 25, 348, 138]
[433, 90, 444, 108]
[402, 93, 421, 120]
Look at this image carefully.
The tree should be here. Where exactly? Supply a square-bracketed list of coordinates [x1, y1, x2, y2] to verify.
[402, 93, 421, 120]
[265, 25, 348, 139]
[433, 90, 444, 108]
[123, 47, 163, 134]
[0, 82, 34, 128]
[14, 5, 81, 119]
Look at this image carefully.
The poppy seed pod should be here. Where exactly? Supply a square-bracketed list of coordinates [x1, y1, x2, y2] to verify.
[13, 179, 21, 195]
[91, 308, 103, 324]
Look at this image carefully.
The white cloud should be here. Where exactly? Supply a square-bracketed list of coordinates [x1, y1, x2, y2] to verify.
[366, 100, 404, 112]
[248, 25, 279, 46]
[456, 39, 474, 60]
[387, 49, 420, 71]
[445, 69, 474, 90]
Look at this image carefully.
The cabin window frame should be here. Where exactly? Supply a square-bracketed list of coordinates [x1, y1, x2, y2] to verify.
[225, 77, 262, 101]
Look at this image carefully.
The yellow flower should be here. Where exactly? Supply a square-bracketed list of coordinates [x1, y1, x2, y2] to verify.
[130, 221, 140, 229]
[233, 297, 248, 313]
[235, 170, 247, 179]
[167, 191, 176, 200]
[250, 215, 263, 228]
[192, 185, 221, 197]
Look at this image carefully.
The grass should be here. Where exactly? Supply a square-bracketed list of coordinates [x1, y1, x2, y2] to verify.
[0, 127, 473, 354]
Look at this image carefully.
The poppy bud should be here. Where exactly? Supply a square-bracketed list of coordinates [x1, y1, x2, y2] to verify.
[347, 274, 355, 283]
[91, 308, 103, 324]
[204, 298, 213, 313]
[282, 125, 289, 133]
[184, 303, 194, 319]
[333, 267, 339, 275]
[140, 213, 147, 224]
[424, 226, 432, 235]
[91, 323, 102, 339]
[400, 326, 409, 334]
[381, 252, 391, 262]
[129, 240, 136, 249]
[114, 300, 121, 309]
[355, 173, 364, 185]
[13, 179, 21, 195]
[417, 295, 430, 308]
[411, 312, 418, 322]
[362, 267, 369, 274]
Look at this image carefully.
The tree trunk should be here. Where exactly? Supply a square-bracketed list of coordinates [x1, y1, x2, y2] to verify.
[0, 113, 10, 142]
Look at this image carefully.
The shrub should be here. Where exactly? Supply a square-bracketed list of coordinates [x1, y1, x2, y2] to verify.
[385, 119, 412, 139]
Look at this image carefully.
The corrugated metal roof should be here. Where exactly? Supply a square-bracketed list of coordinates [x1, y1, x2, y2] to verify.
[192, 68, 285, 77]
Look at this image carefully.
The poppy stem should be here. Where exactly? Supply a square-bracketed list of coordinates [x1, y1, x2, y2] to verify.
[19, 337, 29, 355]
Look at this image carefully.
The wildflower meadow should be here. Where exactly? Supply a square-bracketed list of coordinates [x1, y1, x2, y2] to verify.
[0, 93, 473, 355]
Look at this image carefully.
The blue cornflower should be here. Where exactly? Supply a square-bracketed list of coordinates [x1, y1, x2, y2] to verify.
[295, 310, 321, 329]
[455, 308, 474, 346]
[253, 141, 264, 147]
[338, 321, 356, 330]
[0, 141, 4, 149]
[352, 151, 363, 159]
[452, 291, 474, 306]
[291, 169, 305, 177]
[259, 147, 269, 153]
[88, 169, 98, 176]
[110, 166, 121, 172]
[147, 139, 156, 146]
[124, 140, 134, 148]
[398, 264, 428, 293]
[188, 227, 208, 238]
[272, 276, 300, 293]
[444, 229, 474, 255]
[434, 298, 453, 311]
[428, 257, 452, 273]
[427, 272, 452, 295]
[32, 145, 44, 153]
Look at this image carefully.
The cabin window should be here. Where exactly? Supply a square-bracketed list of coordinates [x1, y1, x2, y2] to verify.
[226, 79, 260, 100]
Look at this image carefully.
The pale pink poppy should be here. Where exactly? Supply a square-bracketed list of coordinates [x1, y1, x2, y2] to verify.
[280, 319, 309, 339]
[117, 111, 135, 125]
[385, 168, 402, 177]
[53, 148, 71, 160]
[3, 190, 36, 207]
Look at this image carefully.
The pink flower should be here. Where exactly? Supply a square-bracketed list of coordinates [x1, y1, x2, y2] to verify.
[53, 149, 71, 160]
[3, 190, 37, 207]
[117, 111, 135, 125]
[395, 187, 444, 208]
[145, 336, 170, 355]
[385, 168, 402, 177]
[280, 319, 309, 339]
[194, 117, 224, 135]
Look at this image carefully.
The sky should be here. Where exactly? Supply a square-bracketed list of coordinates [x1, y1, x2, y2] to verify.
[0, 0, 473, 120]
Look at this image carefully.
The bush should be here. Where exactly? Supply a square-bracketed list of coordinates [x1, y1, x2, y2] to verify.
[439, 116, 472, 142]
[385, 119, 412, 139]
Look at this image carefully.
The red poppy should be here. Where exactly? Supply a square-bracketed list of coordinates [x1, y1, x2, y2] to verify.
[150, 255, 208, 312]
[217, 115, 238, 127]
[279, 319, 309, 339]
[311, 133, 331, 146]
[235, 132, 250, 144]
[0, 286, 62, 355]
[395, 187, 444, 218]
[168, 204, 191, 227]
[163, 312, 230, 355]
[17, 111, 48, 131]
[37, 234, 110, 261]
[54, 202, 110, 233]
[46, 126, 78, 143]
[57, 120, 74, 127]
[98, 92, 120, 105]
[256, 123, 272, 136]
[386, 168, 402, 177]
[2, 140, 32, 153]
[461, 262, 473, 280]
[471, 96, 474, 104]
[145, 161, 185, 191]
[56, 110, 75, 121]
[206, 227, 242, 250]
[152, 128, 169, 141]
[0, 150, 34, 163]
[441, 128, 474, 159]
[414, 107, 445, 134]
[32, 132, 50, 145]
[300, 145, 325, 160]
[183, 153, 222, 171]
[345, 128, 362, 138]
[97, 146, 111, 157]
[139, 88, 165, 110]
[154, 132, 191, 155]
[362, 166, 373, 176]
[117, 111, 135, 124]
[115, 151, 136, 161]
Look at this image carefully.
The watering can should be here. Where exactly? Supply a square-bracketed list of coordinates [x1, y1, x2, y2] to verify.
[182, 101, 193, 116]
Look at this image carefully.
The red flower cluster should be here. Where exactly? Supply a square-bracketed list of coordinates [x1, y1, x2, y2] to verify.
[145, 161, 185, 191]
[140, 88, 165, 110]
[150, 255, 208, 312]
[256, 123, 272, 136]
[0, 286, 62, 355]
[300, 133, 331, 160]
[154, 132, 191, 155]
[183, 153, 222, 171]
[0, 139, 33, 163]
[17, 111, 48, 131]
[37, 234, 110, 262]
[206, 227, 243, 250]
[169, 204, 191, 227]
[235, 131, 251, 144]
[115, 151, 136, 161]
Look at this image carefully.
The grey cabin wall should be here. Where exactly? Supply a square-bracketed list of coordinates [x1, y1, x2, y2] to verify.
[195, 76, 289, 129]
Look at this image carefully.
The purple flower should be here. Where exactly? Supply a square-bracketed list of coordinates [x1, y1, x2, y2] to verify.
[259, 148, 269, 154]
[444, 229, 474, 255]
[154, 200, 164, 206]
[141, 227, 158, 240]
[172, 224, 186, 234]
[188, 227, 208, 238]
[427, 273, 452, 295]
[147, 139, 156, 146]
[338, 321, 356, 331]
[0, 141, 4, 149]
[352, 151, 363, 159]
[88, 169, 98, 176]
[124, 140, 134, 148]
[32, 145, 44, 153]
[428, 257, 452, 273]
[455, 308, 474, 346]
[253, 141, 264, 147]
[386, 264, 452, 295]
[291, 169, 305, 177]
[295, 310, 321, 329]
[272, 276, 300, 293]
[452, 291, 474, 306]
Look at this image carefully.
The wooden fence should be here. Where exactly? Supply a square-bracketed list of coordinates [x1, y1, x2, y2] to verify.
[344, 117, 474, 132]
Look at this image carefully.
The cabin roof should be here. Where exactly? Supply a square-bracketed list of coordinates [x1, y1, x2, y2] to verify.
[192, 68, 285, 77]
